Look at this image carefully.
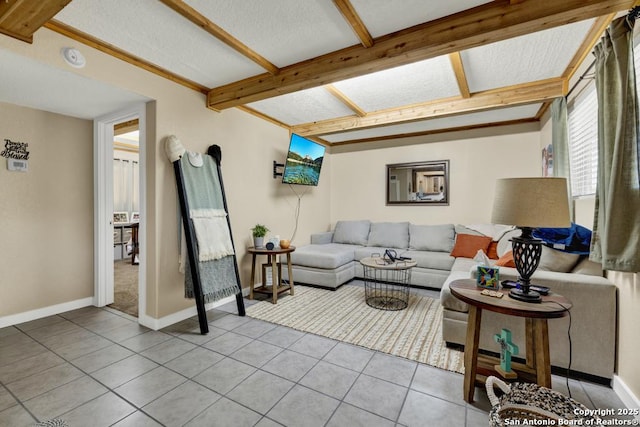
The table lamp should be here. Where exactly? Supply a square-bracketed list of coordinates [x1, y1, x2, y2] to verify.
[491, 177, 570, 302]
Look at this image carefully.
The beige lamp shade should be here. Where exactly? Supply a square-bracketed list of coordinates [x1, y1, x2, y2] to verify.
[491, 177, 571, 228]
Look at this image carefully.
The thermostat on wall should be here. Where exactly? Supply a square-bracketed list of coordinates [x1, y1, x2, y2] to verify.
[7, 158, 28, 172]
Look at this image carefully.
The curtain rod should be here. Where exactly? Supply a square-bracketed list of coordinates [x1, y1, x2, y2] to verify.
[566, 60, 596, 99]
[566, 6, 640, 99]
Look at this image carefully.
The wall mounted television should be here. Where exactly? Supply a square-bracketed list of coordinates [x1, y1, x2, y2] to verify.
[282, 133, 325, 186]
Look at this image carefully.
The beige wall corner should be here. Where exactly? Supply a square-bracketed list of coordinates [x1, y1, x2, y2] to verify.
[610, 271, 640, 404]
[0, 102, 93, 317]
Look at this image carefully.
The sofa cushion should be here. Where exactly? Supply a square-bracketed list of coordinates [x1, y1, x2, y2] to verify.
[537, 245, 580, 273]
[409, 224, 455, 252]
[290, 243, 358, 269]
[450, 234, 492, 258]
[403, 250, 455, 271]
[571, 257, 603, 276]
[455, 224, 483, 236]
[464, 223, 515, 241]
[367, 222, 409, 248]
[440, 271, 473, 313]
[450, 257, 478, 273]
[353, 246, 386, 261]
[332, 220, 370, 245]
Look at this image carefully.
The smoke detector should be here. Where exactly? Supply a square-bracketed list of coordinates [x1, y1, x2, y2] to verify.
[61, 47, 86, 68]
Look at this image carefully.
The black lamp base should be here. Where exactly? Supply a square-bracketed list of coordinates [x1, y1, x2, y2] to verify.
[509, 288, 542, 303]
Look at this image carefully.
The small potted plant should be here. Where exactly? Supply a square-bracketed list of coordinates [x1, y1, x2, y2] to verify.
[251, 224, 269, 248]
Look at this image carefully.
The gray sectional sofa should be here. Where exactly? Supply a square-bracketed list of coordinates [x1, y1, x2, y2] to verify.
[284, 220, 457, 289]
[283, 220, 617, 381]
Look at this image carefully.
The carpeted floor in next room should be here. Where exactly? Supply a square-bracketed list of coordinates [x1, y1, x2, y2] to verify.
[110, 258, 139, 318]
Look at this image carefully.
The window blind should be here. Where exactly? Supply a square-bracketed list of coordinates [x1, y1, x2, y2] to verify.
[568, 84, 598, 197]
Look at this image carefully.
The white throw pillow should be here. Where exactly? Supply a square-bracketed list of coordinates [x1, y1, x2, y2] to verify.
[497, 228, 522, 257]
[537, 245, 581, 273]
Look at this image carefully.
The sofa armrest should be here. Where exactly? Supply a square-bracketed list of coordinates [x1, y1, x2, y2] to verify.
[311, 231, 333, 244]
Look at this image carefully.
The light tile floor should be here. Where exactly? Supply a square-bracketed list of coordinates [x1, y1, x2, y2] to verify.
[0, 290, 628, 427]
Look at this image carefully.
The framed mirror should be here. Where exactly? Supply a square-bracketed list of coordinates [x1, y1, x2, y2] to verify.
[386, 160, 449, 206]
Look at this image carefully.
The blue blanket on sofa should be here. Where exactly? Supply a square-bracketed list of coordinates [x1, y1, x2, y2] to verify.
[533, 222, 592, 255]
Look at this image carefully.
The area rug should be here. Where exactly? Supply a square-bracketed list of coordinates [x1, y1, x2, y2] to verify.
[246, 285, 464, 374]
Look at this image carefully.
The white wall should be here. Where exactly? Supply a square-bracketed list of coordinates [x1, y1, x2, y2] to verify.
[329, 124, 541, 226]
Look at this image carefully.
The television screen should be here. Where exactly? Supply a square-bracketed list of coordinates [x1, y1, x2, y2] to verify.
[282, 134, 325, 186]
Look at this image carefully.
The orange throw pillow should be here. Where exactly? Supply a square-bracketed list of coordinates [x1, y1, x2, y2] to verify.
[495, 251, 516, 267]
[450, 234, 492, 258]
[487, 241, 499, 260]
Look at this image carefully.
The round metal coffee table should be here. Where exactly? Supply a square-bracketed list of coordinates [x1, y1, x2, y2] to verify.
[360, 256, 417, 310]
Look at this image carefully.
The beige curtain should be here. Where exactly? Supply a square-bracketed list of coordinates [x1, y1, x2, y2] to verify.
[590, 16, 640, 272]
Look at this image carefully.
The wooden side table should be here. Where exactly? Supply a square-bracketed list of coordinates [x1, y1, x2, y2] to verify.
[248, 246, 295, 304]
[449, 279, 572, 403]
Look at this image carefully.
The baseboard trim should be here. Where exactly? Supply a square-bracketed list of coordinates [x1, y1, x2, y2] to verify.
[613, 374, 640, 421]
[0, 297, 94, 328]
[138, 288, 250, 331]
[0, 288, 250, 331]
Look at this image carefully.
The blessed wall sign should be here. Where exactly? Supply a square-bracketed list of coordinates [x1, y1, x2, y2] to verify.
[1, 139, 30, 160]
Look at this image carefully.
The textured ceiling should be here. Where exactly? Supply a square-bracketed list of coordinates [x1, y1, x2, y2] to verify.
[332, 55, 460, 112]
[350, 0, 490, 38]
[54, 0, 264, 87]
[0, 49, 148, 120]
[463, 19, 596, 92]
[248, 86, 356, 125]
[184, 0, 360, 67]
[0, 0, 627, 146]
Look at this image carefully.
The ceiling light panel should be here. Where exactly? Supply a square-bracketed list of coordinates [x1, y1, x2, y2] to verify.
[185, 0, 359, 68]
[323, 103, 541, 143]
[462, 19, 595, 93]
[0, 49, 149, 120]
[332, 55, 459, 112]
[54, 0, 264, 88]
[247, 87, 355, 125]
[350, 0, 489, 38]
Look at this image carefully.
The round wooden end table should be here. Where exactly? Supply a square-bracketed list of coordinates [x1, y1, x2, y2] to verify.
[247, 246, 295, 304]
[449, 279, 572, 403]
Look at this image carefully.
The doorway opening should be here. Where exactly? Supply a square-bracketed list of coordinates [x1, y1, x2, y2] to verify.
[110, 119, 140, 317]
[94, 103, 146, 324]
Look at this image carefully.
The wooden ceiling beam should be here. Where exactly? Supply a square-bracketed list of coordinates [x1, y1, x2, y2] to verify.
[291, 78, 564, 137]
[207, 0, 635, 110]
[562, 14, 615, 83]
[0, 0, 72, 43]
[333, 0, 373, 48]
[45, 20, 210, 94]
[325, 84, 367, 117]
[448, 52, 471, 98]
[114, 119, 139, 135]
[235, 105, 291, 130]
[157, 0, 279, 75]
[330, 118, 539, 146]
